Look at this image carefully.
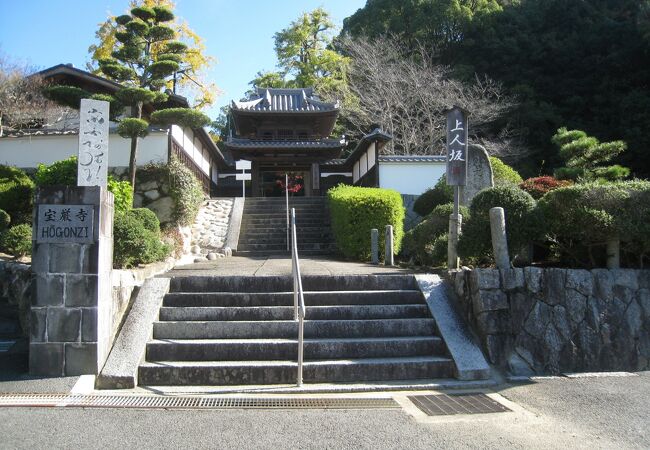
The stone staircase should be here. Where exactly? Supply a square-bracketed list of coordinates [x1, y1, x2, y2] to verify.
[235, 197, 336, 256]
[138, 275, 456, 386]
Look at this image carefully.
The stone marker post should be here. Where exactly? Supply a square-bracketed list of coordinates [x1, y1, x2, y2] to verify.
[447, 213, 462, 269]
[30, 186, 114, 376]
[371, 229, 379, 264]
[489, 207, 510, 269]
[384, 225, 394, 266]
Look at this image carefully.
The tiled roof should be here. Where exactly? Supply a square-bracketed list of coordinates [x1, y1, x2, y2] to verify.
[378, 155, 446, 163]
[232, 88, 339, 112]
[225, 138, 344, 149]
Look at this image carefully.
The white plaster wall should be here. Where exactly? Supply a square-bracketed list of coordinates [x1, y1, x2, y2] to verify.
[0, 132, 169, 168]
[367, 143, 376, 169]
[172, 125, 211, 176]
[379, 162, 446, 195]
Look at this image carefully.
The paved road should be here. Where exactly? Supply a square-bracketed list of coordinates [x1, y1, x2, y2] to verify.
[1, 372, 648, 449]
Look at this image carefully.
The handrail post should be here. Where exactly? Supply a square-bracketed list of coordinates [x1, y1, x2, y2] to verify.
[291, 207, 305, 387]
[286, 173, 290, 252]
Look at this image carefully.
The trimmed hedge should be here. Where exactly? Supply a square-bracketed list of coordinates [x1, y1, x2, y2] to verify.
[538, 180, 650, 267]
[490, 157, 523, 186]
[412, 175, 453, 217]
[113, 209, 170, 268]
[0, 224, 32, 257]
[0, 166, 34, 225]
[458, 185, 537, 263]
[328, 185, 404, 260]
[402, 203, 469, 266]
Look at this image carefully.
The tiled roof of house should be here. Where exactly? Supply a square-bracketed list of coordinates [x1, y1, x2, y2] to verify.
[231, 88, 339, 112]
[378, 155, 446, 163]
[225, 138, 344, 149]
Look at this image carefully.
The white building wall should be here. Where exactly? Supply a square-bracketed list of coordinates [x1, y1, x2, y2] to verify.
[0, 132, 169, 168]
[378, 162, 446, 195]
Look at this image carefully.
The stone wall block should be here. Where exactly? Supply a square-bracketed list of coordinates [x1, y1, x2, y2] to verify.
[565, 269, 593, 296]
[638, 289, 650, 321]
[639, 271, 650, 290]
[31, 243, 50, 273]
[33, 274, 64, 306]
[565, 289, 588, 325]
[476, 310, 511, 335]
[81, 308, 98, 342]
[509, 292, 536, 333]
[611, 269, 639, 290]
[473, 289, 508, 314]
[524, 302, 552, 339]
[64, 343, 98, 375]
[484, 334, 511, 365]
[542, 268, 566, 306]
[592, 269, 614, 301]
[501, 268, 524, 291]
[46, 308, 80, 342]
[29, 343, 64, 377]
[30, 308, 47, 342]
[624, 300, 642, 338]
[552, 305, 572, 341]
[65, 274, 98, 307]
[49, 244, 84, 273]
[524, 267, 543, 294]
[585, 296, 602, 332]
[543, 325, 563, 373]
[612, 285, 634, 306]
[471, 269, 501, 290]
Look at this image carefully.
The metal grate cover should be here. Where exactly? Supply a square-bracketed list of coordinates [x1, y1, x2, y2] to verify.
[0, 394, 398, 410]
[408, 394, 510, 416]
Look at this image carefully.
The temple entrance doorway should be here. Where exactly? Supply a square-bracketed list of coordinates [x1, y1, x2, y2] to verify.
[257, 167, 310, 197]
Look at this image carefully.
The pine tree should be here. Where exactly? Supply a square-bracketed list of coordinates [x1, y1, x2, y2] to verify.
[552, 127, 630, 182]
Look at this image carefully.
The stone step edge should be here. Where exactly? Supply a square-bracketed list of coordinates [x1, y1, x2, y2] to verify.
[147, 336, 441, 345]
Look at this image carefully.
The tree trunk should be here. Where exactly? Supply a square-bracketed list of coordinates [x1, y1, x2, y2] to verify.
[0, 112, 3, 137]
[128, 136, 138, 191]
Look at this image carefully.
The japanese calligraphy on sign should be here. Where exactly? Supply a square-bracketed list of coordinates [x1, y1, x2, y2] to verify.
[36, 205, 94, 243]
[78, 99, 109, 187]
[446, 106, 469, 186]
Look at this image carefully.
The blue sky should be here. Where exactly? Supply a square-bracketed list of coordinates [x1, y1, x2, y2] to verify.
[0, 0, 366, 118]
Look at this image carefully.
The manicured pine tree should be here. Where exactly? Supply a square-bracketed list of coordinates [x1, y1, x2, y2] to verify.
[97, 4, 210, 191]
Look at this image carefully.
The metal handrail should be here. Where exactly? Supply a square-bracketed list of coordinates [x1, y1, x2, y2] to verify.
[291, 207, 306, 386]
[285, 173, 290, 252]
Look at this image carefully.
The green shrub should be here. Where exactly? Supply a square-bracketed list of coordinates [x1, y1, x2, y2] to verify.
[429, 233, 449, 267]
[459, 185, 537, 262]
[107, 177, 133, 215]
[490, 157, 523, 186]
[538, 180, 650, 267]
[413, 176, 453, 216]
[0, 166, 34, 225]
[0, 224, 32, 257]
[113, 209, 170, 268]
[34, 156, 133, 215]
[129, 208, 160, 233]
[328, 185, 404, 260]
[168, 157, 204, 226]
[0, 209, 10, 232]
[403, 203, 469, 265]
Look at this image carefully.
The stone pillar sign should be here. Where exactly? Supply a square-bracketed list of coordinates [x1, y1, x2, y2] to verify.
[30, 97, 114, 377]
[30, 187, 114, 376]
[78, 98, 109, 187]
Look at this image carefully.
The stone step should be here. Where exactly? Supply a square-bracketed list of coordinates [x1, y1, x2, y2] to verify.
[146, 336, 445, 361]
[240, 226, 333, 234]
[240, 236, 334, 245]
[169, 276, 419, 293]
[233, 249, 335, 257]
[242, 218, 329, 226]
[153, 318, 437, 340]
[159, 304, 430, 321]
[164, 290, 425, 307]
[138, 356, 455, 385]
[237, 243, 336, 252]
[245, 199, 328, 205]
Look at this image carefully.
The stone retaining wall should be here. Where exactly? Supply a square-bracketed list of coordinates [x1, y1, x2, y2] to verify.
[0, 260, 32, 338]
[449, 267, 650, 374]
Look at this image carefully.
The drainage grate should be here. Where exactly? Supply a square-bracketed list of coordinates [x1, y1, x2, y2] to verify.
[0, 394, 398, 410]
[408, 393, 510, 416]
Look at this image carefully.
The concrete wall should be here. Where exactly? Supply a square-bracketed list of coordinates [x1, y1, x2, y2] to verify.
[379, 162, 445, 196]
[449, 267, 650, 375]
[0, 132, 169, 168]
